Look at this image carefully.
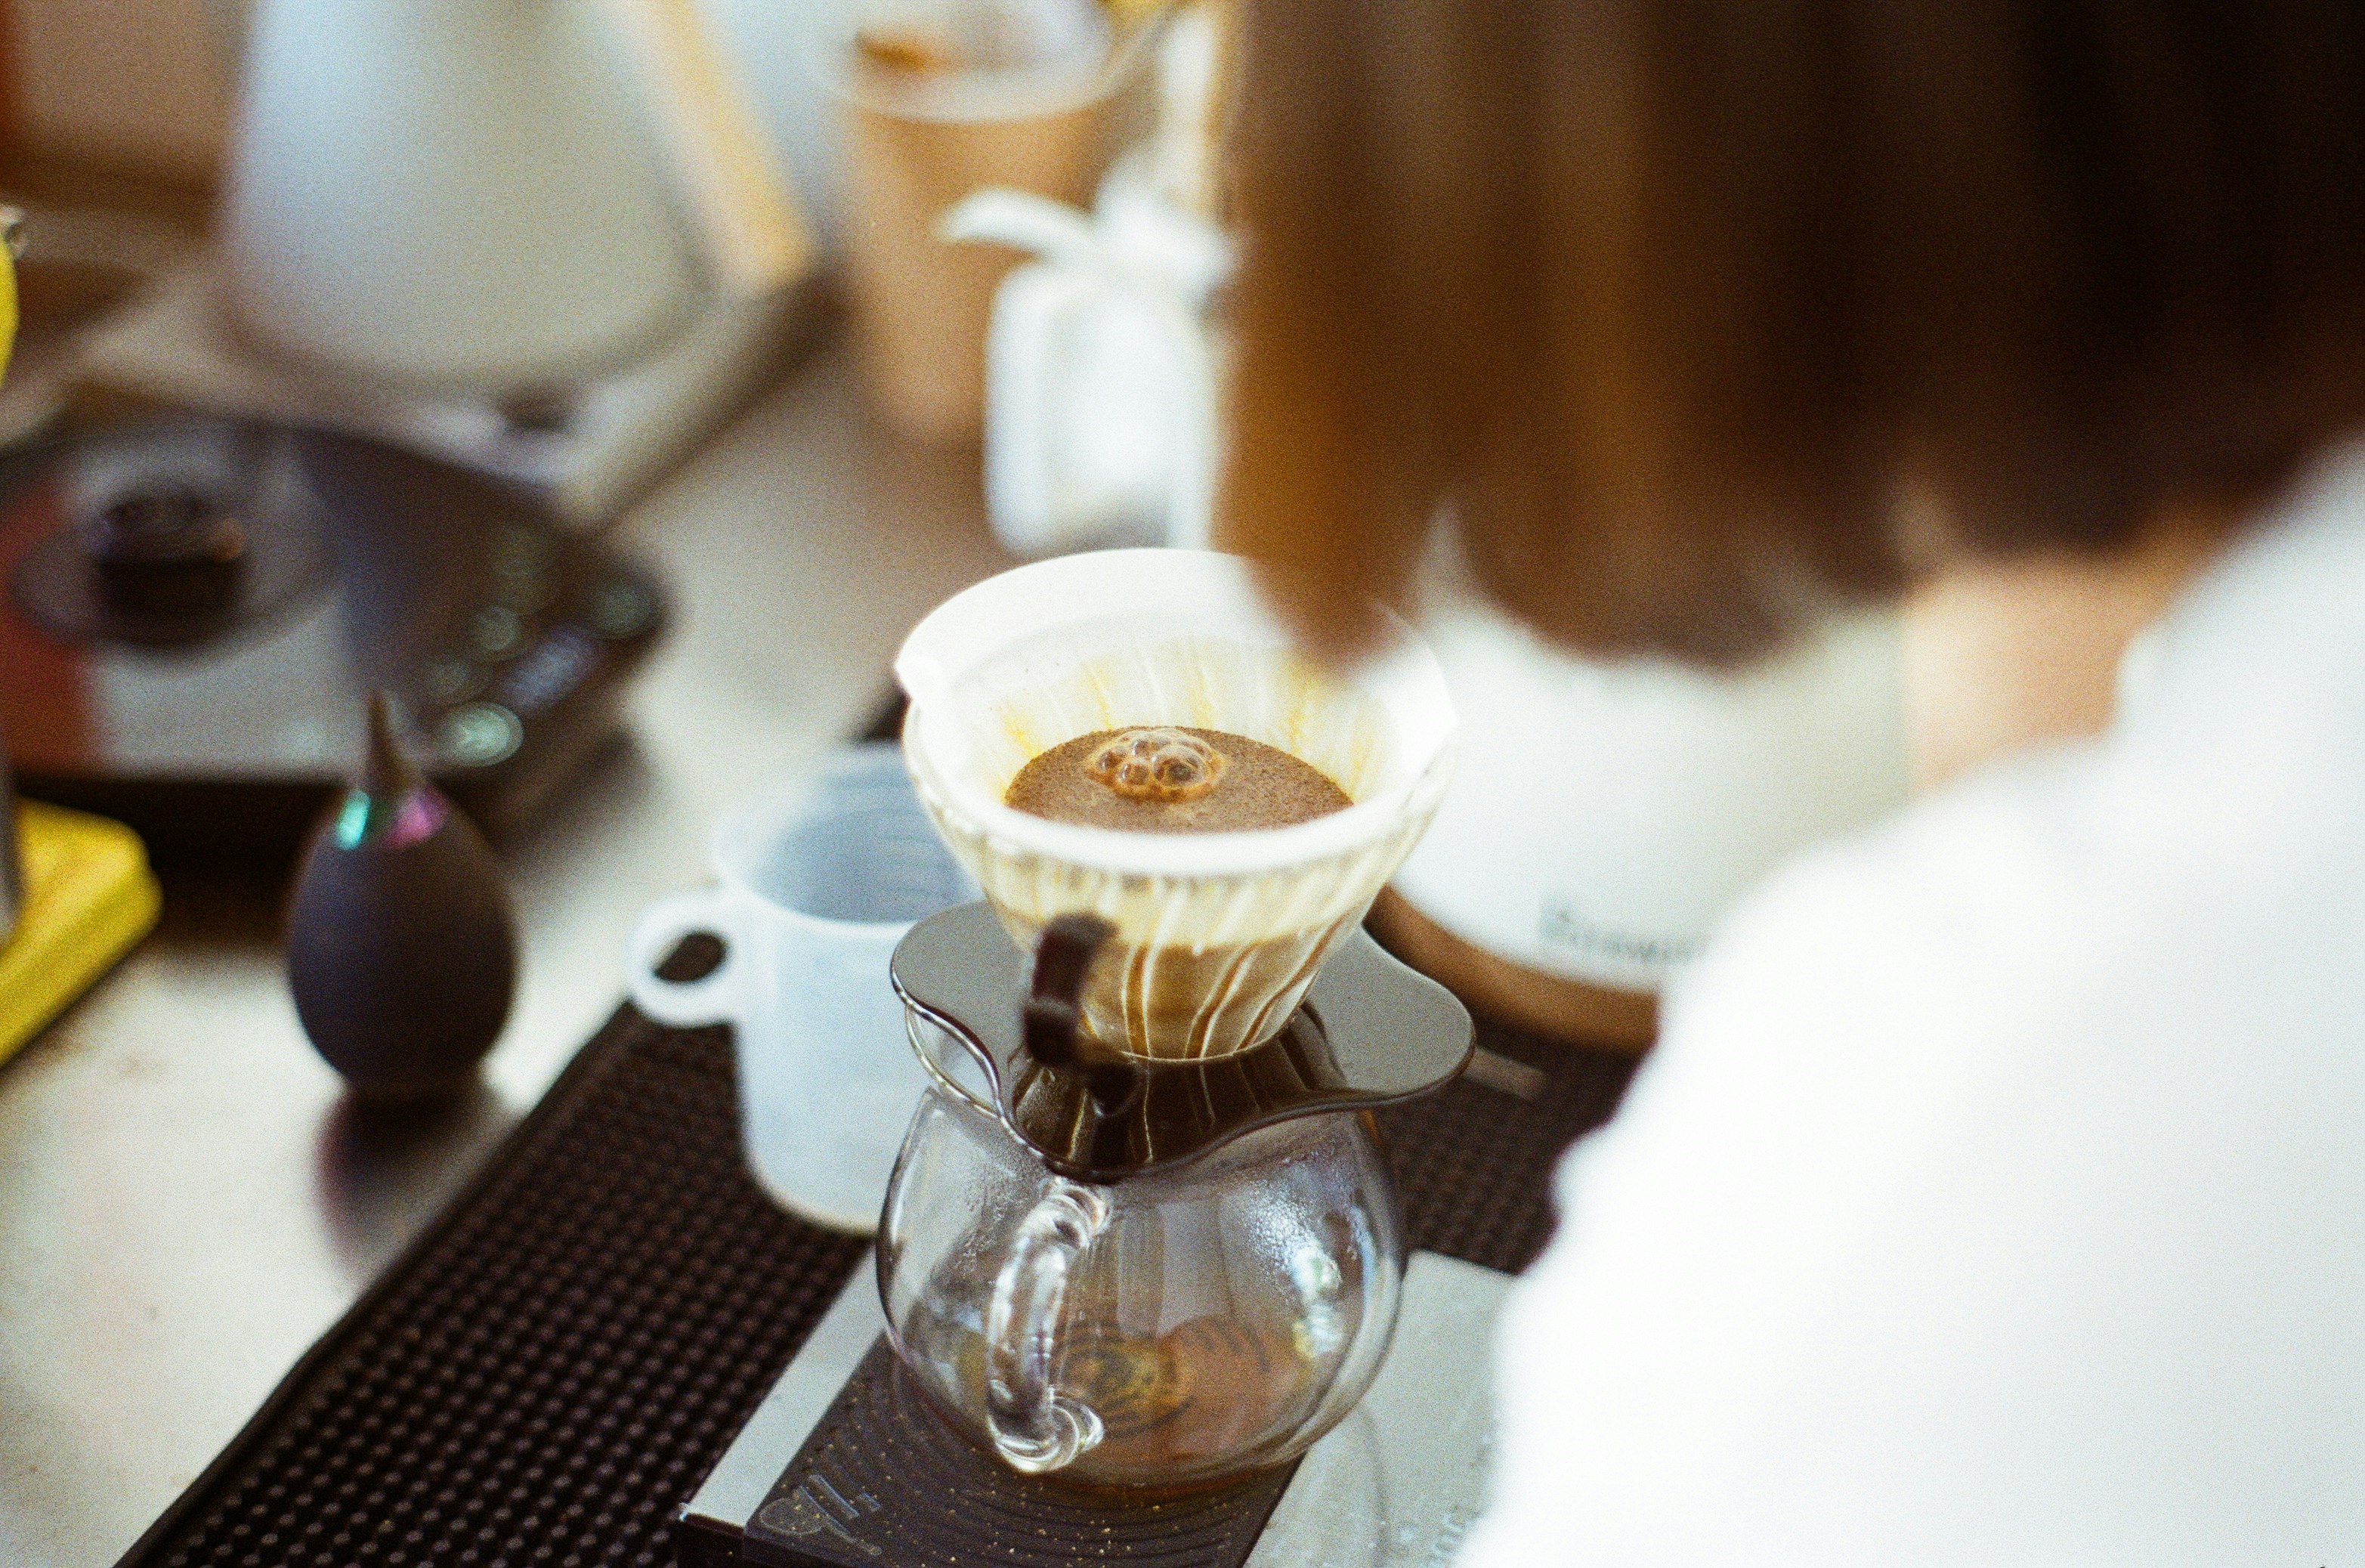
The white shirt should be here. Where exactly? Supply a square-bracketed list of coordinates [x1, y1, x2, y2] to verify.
[1459, 446, 2365, 1566]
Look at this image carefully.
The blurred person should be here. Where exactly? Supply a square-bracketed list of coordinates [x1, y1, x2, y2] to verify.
[1219, 3, 2365, 1563]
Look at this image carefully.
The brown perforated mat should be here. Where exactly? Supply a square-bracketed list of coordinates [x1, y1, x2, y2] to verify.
[115, 970, 1636, 1568]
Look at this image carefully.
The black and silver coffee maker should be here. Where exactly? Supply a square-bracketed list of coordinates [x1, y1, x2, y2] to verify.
[682, 551, 1530, 1565]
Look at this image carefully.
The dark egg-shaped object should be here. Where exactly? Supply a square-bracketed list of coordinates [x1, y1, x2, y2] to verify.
[287, 694, 517, 1100]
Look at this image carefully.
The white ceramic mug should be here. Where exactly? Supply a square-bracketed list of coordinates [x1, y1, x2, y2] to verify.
[627, 744, 976, 1232]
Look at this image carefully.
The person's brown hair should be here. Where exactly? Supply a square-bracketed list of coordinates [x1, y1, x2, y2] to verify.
[1217, 2, 2365, 662]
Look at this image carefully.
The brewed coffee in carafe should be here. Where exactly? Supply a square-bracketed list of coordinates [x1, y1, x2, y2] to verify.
[884, 1108, 1395, 1489]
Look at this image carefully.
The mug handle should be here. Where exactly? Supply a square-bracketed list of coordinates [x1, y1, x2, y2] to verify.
[984, 1179, 1111, 1474]
[626, 888, 738, 1028]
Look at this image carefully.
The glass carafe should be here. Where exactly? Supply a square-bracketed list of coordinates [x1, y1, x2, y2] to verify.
[876, 547, 1466, 1489]
[876, 1031, 1404, 1491]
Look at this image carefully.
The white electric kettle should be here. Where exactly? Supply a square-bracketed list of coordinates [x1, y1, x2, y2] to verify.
[222, 0, 809, 396]
[1383, 590, 1912, 1045]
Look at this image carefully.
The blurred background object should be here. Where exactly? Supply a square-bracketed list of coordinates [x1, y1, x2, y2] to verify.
[950, 3, 1231, 555]
[1378, 591, 1910, 1050]
[1372, 536, 2202, 1052]
[1377, 544, 2196, 1050]
[222, 0, 709, 397]
[0, 796, 159, 1065]
[0, 199, 191, 444]
[822, 0, 1159, 442]
[0, 0, 215, 443]
[4, 0, 232, 184]
[948, 172, 1225, 553]
[0, 423, 669, 859]
[0, 205, 15, 943]
[0, 0, 1240, 518]
[221, 0, 805, 396]
[705, 0, 861, 258]
[0, 727, 18, 945]
[0, 197, 162, 1067]
[64, 0, 812, 526]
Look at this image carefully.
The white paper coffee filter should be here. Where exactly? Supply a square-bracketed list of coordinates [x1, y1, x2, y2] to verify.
[895, 549, 1457, 1059]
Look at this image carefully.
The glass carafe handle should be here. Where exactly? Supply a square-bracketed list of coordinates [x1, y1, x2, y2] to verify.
[984, 1179, 1112, 1473]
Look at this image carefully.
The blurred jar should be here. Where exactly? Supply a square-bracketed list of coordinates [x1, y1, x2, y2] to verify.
[815, 0, 1151, 443]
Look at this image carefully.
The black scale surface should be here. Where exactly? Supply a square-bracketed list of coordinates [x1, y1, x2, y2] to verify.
[116, 966, 1637, 1568]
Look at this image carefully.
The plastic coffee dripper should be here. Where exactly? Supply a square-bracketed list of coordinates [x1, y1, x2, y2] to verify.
[895, 548, 1458, 1062]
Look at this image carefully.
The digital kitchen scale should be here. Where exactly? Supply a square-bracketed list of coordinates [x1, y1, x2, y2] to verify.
[676, 1251, 1510, 1568]
[0, 419, 668, 857]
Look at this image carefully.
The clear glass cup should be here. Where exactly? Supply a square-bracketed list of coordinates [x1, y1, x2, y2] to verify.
[876, 1030, 1405, 1490]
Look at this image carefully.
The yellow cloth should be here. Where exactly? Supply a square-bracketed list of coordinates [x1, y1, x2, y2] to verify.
[0, 801, 160, 1064]
[0, 211, 15, 379]
[0, 218, 119, 1062]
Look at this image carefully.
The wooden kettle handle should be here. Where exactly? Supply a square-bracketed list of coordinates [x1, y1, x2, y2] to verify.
[589, 0, 815, 298]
